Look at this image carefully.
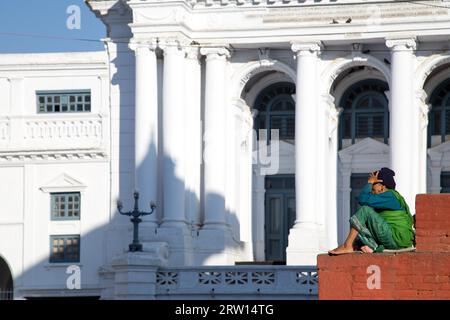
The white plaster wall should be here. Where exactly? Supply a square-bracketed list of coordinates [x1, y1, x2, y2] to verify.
[0, 52, 110, 297]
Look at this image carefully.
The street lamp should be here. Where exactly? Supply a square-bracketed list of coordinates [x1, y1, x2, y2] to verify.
[117, 191, 156, 252]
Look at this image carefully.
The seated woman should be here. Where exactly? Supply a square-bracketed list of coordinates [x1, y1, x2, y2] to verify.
[329, 167, 415, 255]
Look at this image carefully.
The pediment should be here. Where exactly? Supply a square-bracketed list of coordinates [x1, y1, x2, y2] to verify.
[40, 173, 86, 193]
[255, 140, 295, 154]
[339, 138, 389, 157]
[428, 140, 450, 155]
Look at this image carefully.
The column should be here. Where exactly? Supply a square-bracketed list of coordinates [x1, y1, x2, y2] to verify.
[131, 42, 158, 226]
[161, 40, 187, 227]
[184, 47, 202, 228]
[287, 42, 322, 265]
[323, 93, 340, 249]
[416, 89, 430, 194]
[386, 38, 417, 210]
[200, 47, 230, 229]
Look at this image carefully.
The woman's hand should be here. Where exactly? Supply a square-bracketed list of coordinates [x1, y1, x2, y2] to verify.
[368, 171, 384, 184]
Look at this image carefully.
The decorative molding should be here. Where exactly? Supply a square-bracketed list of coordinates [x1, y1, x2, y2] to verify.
[291, 42, 322, 56]
[40, 173, 87, 193]
[0, 150, 108, 164]
[385, 38, 417, 51]
[128, 39, 158, 53]
[200, 47, 231, 60]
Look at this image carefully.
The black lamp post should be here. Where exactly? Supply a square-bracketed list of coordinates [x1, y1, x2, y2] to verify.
[117, 191, 156, 252]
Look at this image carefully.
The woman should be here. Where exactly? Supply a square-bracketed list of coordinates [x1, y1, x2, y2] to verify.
[329, 167, 415, 255]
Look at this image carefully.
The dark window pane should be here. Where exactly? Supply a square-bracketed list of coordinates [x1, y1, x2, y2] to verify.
[446, 111, 450, 135]
[265, 178, 284, 189]
[356, 114, 369, 137]
[357, 97, 370, 109]
[343, 113, 351, 138]
[441, 172, 450, 193]
[433, 112, 442, 135]
[372, 114, 385, 137]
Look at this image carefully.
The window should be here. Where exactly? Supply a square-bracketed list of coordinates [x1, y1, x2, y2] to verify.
[51, 193, 80, 220]
[37, 91, 91, 113]
[428, 79, 450, 147]
[339, 79, 389, 149]
[441, 172, 450, 193]
[50, 235, 80, 263]
[254, 82, 296, 141]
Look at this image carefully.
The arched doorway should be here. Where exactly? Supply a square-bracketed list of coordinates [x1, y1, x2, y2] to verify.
[0, 256, 13, 300]
[254, 82, 296, 262]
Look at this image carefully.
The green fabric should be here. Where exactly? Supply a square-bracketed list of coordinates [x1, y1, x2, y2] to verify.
[377, 189, 415, 248]
[350, 205, 399, 252]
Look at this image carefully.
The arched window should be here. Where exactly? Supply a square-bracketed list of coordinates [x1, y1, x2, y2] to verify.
[428, 78, 450, 147]
[339, 79, 389, 149]
[254, 82, 295, 141]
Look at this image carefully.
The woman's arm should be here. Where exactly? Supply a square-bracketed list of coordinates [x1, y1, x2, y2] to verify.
[358, 183, 402, 210]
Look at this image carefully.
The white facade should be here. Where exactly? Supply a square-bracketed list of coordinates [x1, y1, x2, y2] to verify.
[1, 0, 450, 299]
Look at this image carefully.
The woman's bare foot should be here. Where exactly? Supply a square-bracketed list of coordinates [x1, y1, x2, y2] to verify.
[361, 245, 374, 253]
[328, 245, 355, 255]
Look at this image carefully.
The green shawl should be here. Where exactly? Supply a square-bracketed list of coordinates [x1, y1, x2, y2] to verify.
[378, 189, 415, 248]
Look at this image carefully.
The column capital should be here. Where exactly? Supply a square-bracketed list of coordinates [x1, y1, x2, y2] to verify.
[200, 47, 231, 60]
[385, 38, 417, 51]
[291, 42, 323, 56]
[185, 46, 200, 61]
[128, 39, 158, 53]
[159, 38, 190, 56]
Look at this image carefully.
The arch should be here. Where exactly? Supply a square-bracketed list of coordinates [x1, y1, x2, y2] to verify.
[230, 59, 296, 102]
[332, 69, 387, 107]
[321, 53, 391, 95]
[416, 53, 450, 91]
[0, 255, 13, 300]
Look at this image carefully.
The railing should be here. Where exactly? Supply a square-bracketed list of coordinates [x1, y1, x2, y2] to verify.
[190, 0, 400, 7]
[0, 290, 13, 300]
[156, 266, 317, 300]
[0, 114, 106, 152]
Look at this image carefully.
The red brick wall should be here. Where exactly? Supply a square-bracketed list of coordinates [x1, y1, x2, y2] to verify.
[318, 194, 450, 300]
[415, 194, 450, 252]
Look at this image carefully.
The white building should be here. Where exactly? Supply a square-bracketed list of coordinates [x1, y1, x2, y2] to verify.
[1, 0, 450, 299]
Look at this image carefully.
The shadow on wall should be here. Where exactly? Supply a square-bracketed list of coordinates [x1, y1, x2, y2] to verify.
[5, 152, 244, 299]
[1, 2, 244, 298]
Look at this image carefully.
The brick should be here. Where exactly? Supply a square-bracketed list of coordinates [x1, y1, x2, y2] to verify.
[423, 275, 438, 283]
[438, 283, 450, 290]
[416, 230, 448, 237]
[435, 291, 450, 299]
[416, 290, 436, 299]
[352, 290, 393, 300]
[394, 290, 419, 299]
